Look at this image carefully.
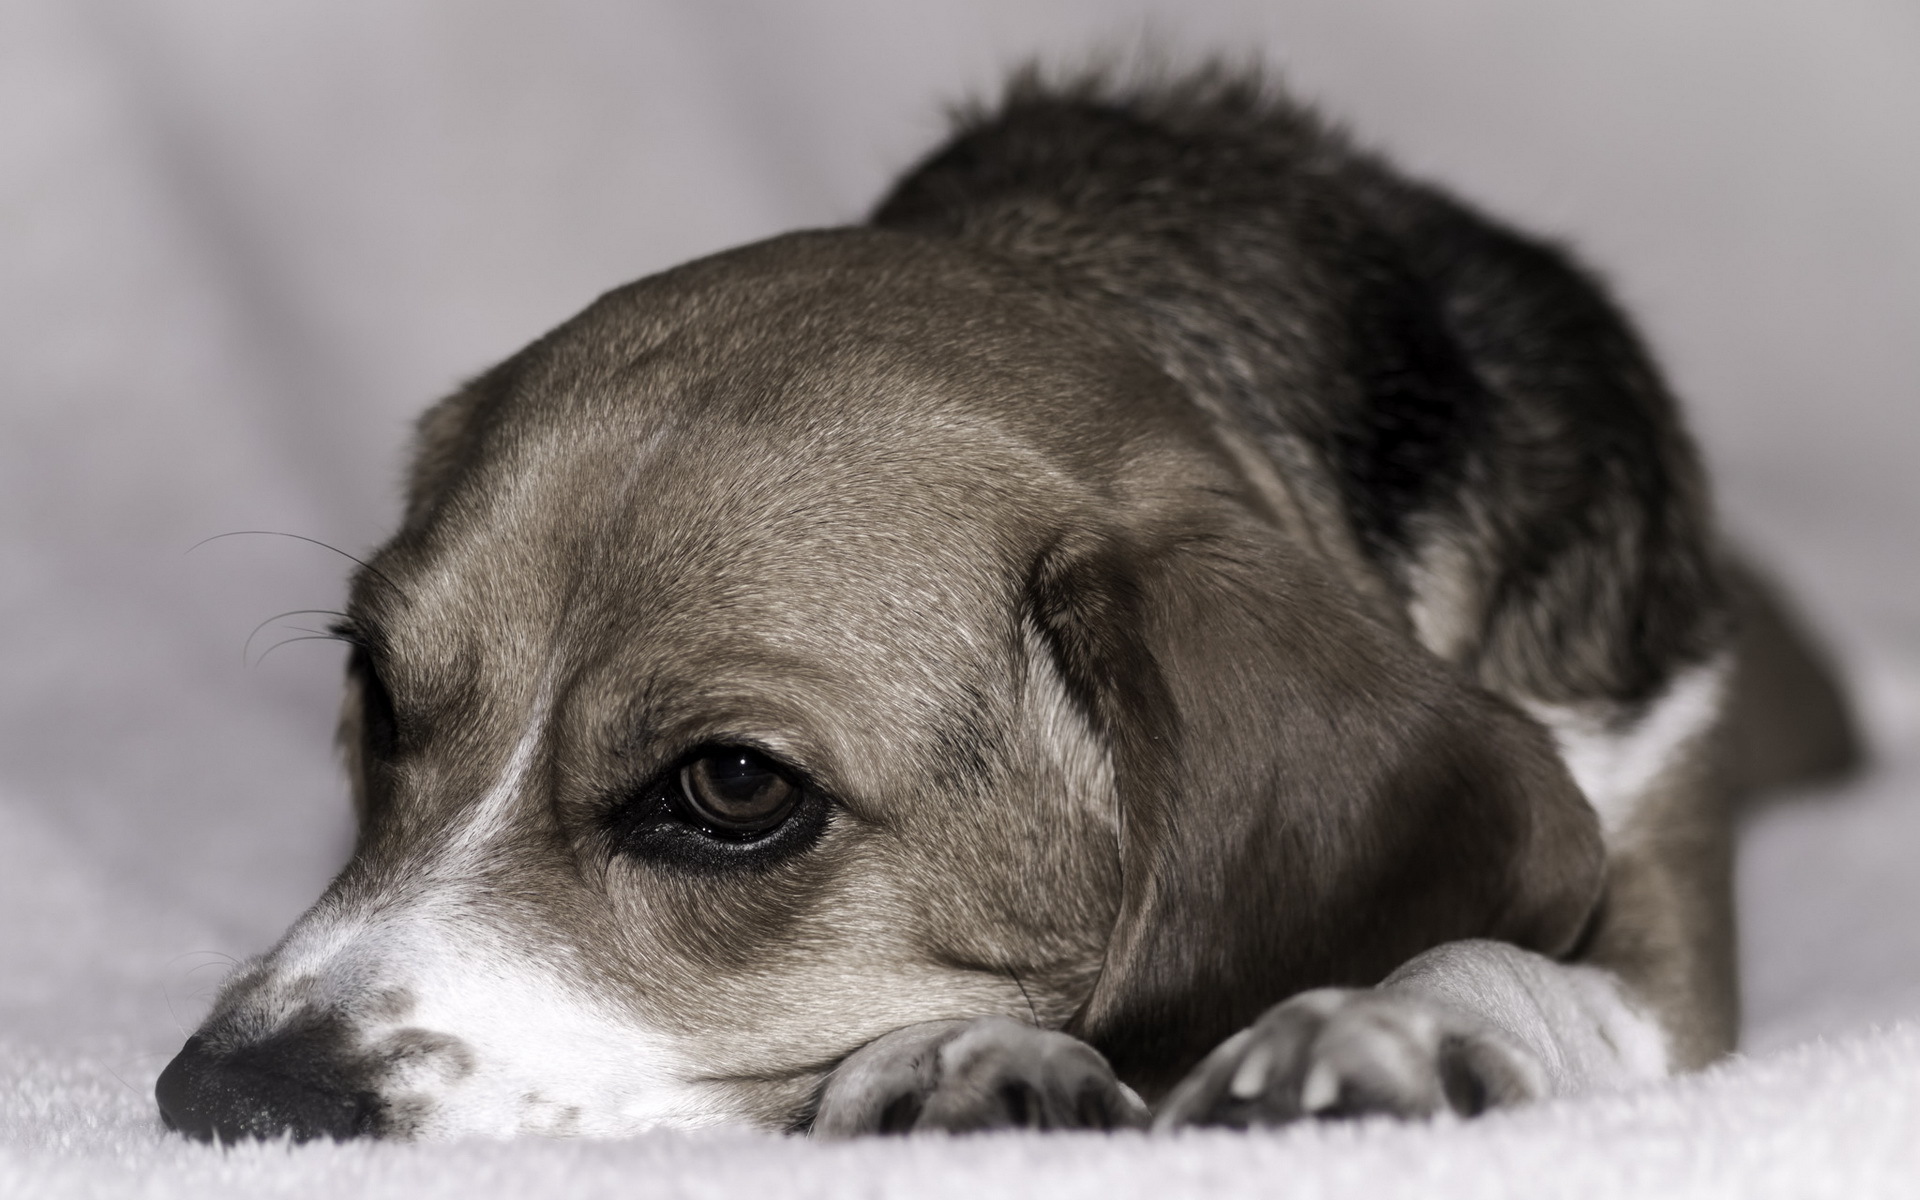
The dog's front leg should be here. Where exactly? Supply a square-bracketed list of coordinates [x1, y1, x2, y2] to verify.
[812, 1017, 1151, 1136]
[1154, 939, 1670, 1129]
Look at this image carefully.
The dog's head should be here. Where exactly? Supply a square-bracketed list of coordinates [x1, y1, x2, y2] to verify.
[157, 231, 1601, 1140]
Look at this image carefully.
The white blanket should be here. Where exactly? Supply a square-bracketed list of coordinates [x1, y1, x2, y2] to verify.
[5, 2, 1918, 1195]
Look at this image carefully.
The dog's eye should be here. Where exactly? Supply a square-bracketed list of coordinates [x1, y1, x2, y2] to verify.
[679, 750, 798, 833]
[606, 745, 826, 870]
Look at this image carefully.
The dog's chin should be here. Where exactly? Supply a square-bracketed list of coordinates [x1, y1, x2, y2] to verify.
[346, 1015, 737, 1142]
[370, 1066, 745, 1142]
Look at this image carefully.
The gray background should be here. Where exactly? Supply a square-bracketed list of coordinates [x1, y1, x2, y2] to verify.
[2, 0, 1916, 1057]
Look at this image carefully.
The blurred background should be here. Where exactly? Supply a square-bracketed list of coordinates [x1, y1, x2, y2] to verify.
[2, 0, 1915, 1058]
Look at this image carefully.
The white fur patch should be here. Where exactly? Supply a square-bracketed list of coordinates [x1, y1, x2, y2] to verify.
[434, 677, 555, 869]
[1524, 657, 1730, 837]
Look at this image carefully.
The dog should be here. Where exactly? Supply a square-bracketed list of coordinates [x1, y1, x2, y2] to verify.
[155, 67, 1858, 1141]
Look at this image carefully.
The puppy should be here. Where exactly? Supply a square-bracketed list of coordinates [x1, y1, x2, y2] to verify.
[156, 68, 1857, 1141]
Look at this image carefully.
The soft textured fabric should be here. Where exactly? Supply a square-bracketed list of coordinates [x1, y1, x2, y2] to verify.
[4, 2, 1917, 1195]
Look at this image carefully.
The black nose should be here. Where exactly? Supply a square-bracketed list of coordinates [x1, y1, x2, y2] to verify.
[155, 1025, 380, 1143]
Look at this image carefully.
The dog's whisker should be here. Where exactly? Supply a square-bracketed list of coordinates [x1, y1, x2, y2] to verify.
[99, 1063, 144, 1099]
[165, 950, 244, 990]
[252, 634, 352, 668]
[161, 981, 187, 1039]
[188, 530, 408, 603]
[241, 609, 349, 666]
[165, 949, 240, 969]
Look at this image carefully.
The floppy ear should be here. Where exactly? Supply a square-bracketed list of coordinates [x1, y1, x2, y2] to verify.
[1037, 515, 1605, 1097]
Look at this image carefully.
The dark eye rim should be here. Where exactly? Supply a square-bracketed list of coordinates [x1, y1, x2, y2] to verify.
[604, 741, 832, 871]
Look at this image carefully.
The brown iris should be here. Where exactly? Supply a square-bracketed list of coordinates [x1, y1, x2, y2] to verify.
[678, 749, 799, 833]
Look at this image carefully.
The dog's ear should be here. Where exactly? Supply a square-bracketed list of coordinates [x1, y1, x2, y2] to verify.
[1036, 514, 1605, 1096]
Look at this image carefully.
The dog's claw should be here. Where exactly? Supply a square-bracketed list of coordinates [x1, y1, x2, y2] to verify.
[1153, 988, 1547, 1130]
[813, 1016, 1149, 1136]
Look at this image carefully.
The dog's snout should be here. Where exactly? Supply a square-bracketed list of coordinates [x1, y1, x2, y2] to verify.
[155, 1026, 380, 1143]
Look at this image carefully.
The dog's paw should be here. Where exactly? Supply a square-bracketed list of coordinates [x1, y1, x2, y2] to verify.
[1153, 988, 1548, 1129]
[812, 1016, 1150, 1136]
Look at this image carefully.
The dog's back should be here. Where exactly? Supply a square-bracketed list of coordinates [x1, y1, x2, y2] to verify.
[875, 69, 1724, 712]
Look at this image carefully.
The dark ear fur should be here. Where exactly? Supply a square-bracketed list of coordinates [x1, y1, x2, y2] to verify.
[1039, 515, 1604, 1097]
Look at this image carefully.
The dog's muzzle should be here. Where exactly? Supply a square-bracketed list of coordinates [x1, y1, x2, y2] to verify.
[154, 1020, 380, 1143]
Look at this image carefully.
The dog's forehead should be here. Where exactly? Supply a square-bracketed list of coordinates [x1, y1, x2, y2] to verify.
[352, 233, 1180, 740]
[378, 364, 1047, 643]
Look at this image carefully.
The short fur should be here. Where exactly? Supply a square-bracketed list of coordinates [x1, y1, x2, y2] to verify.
[156, 66, 1855, 1142]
